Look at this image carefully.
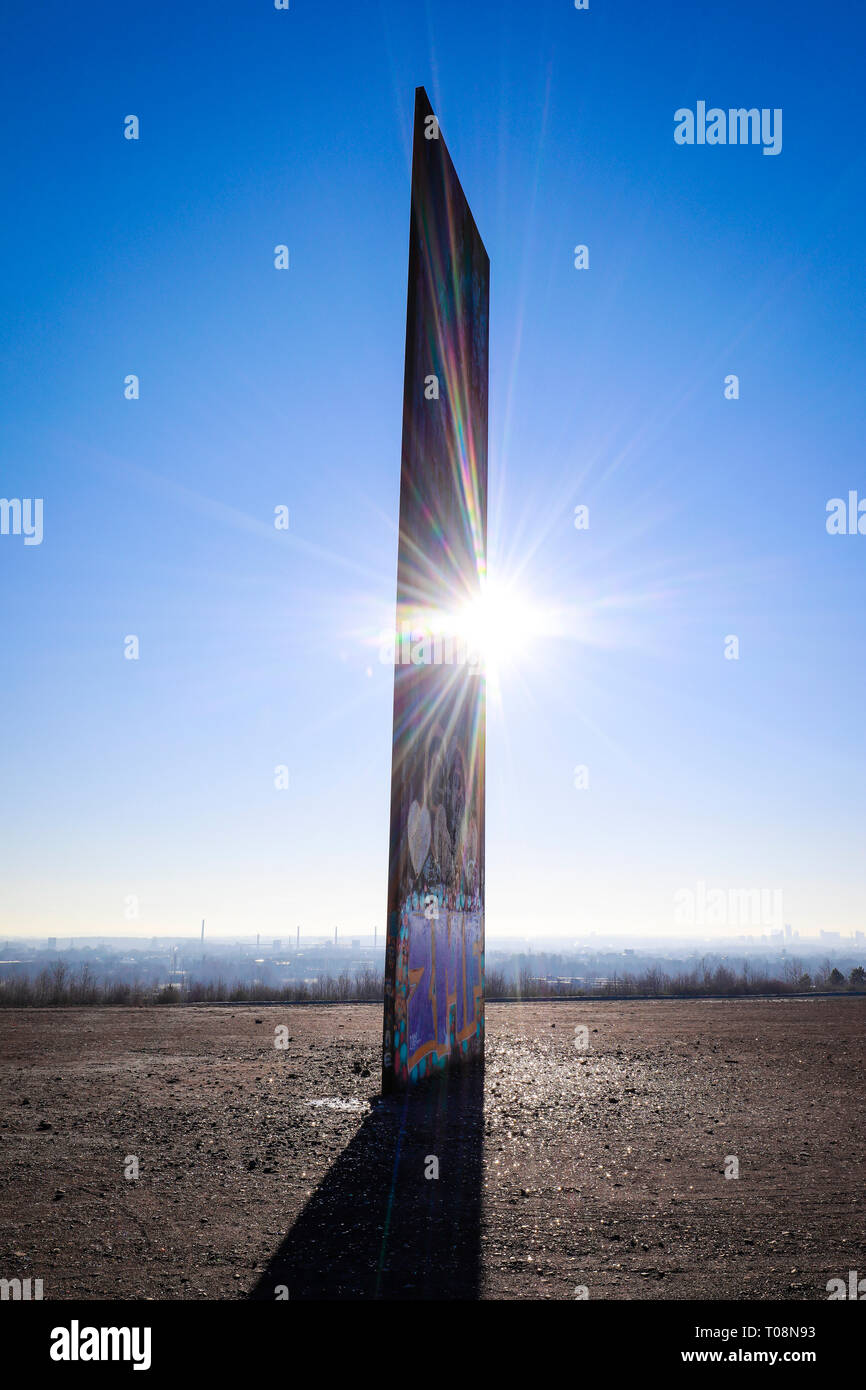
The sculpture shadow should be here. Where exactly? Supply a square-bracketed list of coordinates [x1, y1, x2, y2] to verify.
[250, 1060, 484, 1300]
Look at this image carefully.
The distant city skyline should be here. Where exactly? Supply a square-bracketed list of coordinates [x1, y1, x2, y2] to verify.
[3, 924, 866, 948]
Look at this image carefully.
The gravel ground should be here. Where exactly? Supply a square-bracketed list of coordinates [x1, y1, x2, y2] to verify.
[0, 997, 863, 1300]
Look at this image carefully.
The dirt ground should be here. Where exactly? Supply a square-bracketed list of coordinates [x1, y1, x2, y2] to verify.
[0, 998, 863, 1300]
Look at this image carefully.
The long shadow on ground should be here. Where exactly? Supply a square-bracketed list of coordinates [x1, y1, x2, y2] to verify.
[250, 1061, 484, 1300]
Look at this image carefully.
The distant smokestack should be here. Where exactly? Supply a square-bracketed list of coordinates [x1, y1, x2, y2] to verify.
[374, 924, 377, 948]
[201, 919, 205, 943]
[296, 925, 300, 949]
[334, 925, 338, 946]
[256, 933, 260, 948]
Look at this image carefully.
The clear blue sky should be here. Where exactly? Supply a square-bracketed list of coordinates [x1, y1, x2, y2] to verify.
[1, 0, 864, 940]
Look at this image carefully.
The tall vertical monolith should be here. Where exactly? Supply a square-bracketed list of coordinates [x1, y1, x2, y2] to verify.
[382, 88, 489, 1090]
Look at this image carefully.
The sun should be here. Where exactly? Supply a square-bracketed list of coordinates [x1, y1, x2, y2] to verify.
[452, 577, 553, 682]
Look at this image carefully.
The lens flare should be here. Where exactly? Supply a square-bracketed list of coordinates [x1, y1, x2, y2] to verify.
[453, 579, 553, 681]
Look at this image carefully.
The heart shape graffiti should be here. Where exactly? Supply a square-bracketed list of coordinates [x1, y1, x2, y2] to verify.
[407, 801, 432, 877]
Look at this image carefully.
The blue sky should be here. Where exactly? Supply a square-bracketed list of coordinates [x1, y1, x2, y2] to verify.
[1, 0, 864, 940]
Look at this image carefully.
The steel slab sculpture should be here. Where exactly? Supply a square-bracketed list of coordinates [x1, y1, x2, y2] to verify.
[382, 88, 489, 1090]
